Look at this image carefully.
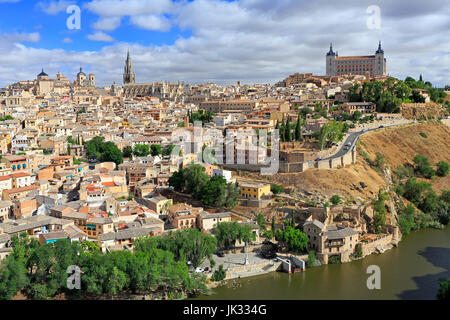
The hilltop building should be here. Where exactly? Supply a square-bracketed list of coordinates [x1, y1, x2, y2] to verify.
[326, 42, 386, 77]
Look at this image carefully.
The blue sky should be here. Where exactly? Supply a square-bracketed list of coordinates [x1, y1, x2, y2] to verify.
[0, 0, 448, 87]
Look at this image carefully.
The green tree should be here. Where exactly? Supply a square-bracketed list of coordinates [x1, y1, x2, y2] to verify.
[436, 161, 449, 177]
[255, 214, 267, 230]
[271, 184, 284, 195]
[123, 146, 133, 158]
[133, 144, 150, 157]
[330, 195, 341, 206]
[150, 144, 162, 156]
[211, 265, 226, 282]
[306, 251, 316, 268]
[285, 116, 291, 142]
[398, 203, 416, 235]
[295, 114, 302, 141]
[413, 154, 435, 179]
[276, 226, 308, 253]
[437, 278, 450, 301]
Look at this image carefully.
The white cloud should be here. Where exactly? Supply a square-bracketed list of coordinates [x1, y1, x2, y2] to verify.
[38, 0, 76, 14]
[93, 16, 122, 31]
[62, 37, 73, 43]
[0, 0, 21, 3]
[2, 32, 40, 43]
[84, 0, 173, 17]
[130, 15, 171, 31]
[87, 31, 115, 42]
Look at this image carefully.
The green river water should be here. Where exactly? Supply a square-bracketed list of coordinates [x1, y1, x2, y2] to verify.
[196, 227, 450, 300]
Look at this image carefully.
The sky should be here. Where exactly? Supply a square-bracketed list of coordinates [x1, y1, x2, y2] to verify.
[0, 0, 448, 87]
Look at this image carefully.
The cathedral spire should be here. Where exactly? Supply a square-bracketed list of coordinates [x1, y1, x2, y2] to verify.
[327, 43, 336, 56]
[376, 40, 384, 54]
[123, 50, 135, 85]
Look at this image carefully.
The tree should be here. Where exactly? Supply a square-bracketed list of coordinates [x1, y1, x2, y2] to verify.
[101, 141, 123, 165]
[437, 278, 450, 301]
[150, 144, 162, 156]
[372, 190, 388, 233]
[211, 265, 226, 282]
[374, 152, 385, 169]
[398, 203, 416, 235]
[163, 144, 175, 156]
[212, 222, 255, 250]
[133, 144, 150, 157]
[413, 154, 435, 179]
[295, 114, 302, 141]
[436, 161, 449, 177]
[255, 214, 267, 230]
[285, 116, 291, 142]
[123, 146, 133, 158]
[168, 169, 185, 192]
[411, 90, 425, 103]
[271, 184, 284, 195]
[402, 178, 432, 206]
[200, 175, 227, 207]
[306, 251, 316, 268]
[85, 136, 123, 165]
[351, 110, 362, 121]
[276, 226, 308, 253]
[318, 121, 346, 150]
[330, 195, 341, 206]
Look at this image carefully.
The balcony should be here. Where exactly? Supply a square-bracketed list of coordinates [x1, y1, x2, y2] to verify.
[325, 240, 344, 248]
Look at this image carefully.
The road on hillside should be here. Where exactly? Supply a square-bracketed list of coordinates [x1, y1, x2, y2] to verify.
[323, 121, 413, 161]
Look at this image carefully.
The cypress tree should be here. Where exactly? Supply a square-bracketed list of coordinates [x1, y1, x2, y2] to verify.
[285, 116, 291, 142]
[295, 114, 302, 141]
[280, 119, 285, 142]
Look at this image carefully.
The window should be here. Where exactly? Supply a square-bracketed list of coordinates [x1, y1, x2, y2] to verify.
[12, 165, 16, 170]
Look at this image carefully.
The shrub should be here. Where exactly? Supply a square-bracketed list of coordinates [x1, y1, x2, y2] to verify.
[413, 154, 435, 179]
[330, 195, 341, 206]
[436, 161, 449, 177]
[328, 255, 341, 264]
[271, 184, 284, 195]
[419, 132, 428, 138]
[306, 251, 316, 268]
[211, 265, 226, 282]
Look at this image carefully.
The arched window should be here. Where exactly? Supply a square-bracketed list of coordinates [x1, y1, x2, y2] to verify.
[23, 164, 26, 169]
[17, 164, 21, 169]
[12, 165, 16, 170]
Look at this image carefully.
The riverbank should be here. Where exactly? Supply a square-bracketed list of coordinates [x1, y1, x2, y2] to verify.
[194, 226, 450, 300]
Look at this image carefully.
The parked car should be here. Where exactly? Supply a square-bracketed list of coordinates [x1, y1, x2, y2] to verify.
[345, 142, 351, 147]
[216, 252, 225, 257]
[315, 158, 322, 161]
[195, 267, 204, 273]
[379, 125, 384, 128]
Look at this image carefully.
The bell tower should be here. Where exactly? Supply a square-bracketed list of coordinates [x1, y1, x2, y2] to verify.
[123, 49, 136, 85]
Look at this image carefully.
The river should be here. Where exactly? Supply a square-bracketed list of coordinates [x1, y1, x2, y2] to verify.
[196, 227, 450, 300]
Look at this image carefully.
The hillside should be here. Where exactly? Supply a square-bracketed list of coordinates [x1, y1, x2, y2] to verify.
[236, 122, 450, 202]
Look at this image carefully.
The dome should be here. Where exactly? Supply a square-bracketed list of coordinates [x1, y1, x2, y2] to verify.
[38, 68, 48, 77]
[77, 67, 86, 76]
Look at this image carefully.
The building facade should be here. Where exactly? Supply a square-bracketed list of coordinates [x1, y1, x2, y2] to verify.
[326, 42, 386, 77]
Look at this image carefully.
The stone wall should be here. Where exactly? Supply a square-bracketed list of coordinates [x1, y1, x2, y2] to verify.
[359, 233, 393, 257]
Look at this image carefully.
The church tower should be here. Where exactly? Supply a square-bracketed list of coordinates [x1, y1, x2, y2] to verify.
[326, 43, 337, 76]
[374, 41, 386, 76]
[123, 50, 136, 85]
